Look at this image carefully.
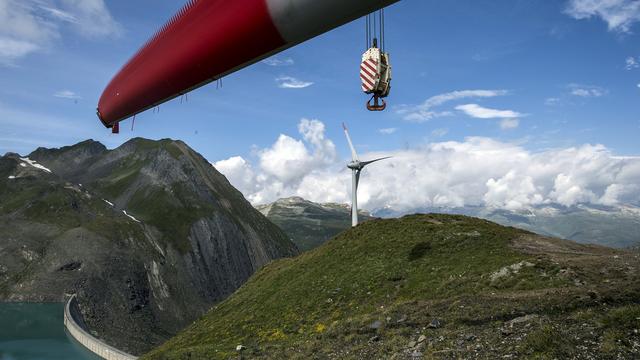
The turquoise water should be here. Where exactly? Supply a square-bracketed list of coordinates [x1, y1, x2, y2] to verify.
[0, 303, 100, 360]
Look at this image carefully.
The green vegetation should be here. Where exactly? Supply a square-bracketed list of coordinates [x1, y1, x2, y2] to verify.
[127, 184, 213, 253]
[99, 156, 147, 199]
[598, 305, 640, 354]
[0, 178, 145, 244]
[143, 215, 591, 359]
[126, 138, 183, 159]
[522, 325, 573, 359]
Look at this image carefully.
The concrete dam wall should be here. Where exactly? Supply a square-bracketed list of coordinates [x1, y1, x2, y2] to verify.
[64, 295, 138, 360]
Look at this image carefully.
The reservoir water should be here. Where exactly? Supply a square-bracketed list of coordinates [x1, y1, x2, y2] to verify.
[0, 303, 100, 360]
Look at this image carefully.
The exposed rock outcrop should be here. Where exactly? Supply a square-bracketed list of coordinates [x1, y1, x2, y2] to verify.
[0, 139, 298, 354]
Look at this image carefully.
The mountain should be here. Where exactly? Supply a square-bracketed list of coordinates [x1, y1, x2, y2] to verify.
[0, 138, 297, 355]
[143, 215, 640, 359]
[258, 197, 640, 251]
[256, 197, 375, 251]
[375, 204, 640, 249]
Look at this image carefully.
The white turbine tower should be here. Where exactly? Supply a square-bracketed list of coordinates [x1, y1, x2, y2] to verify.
[343, 123, 390, 227]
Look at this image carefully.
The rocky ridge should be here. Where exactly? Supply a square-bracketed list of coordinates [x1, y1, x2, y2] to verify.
[0, 138, 297, 354]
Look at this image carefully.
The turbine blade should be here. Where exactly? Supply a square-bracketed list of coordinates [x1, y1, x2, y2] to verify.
[361, 156, 392, 167]
[342, 122, 359, 161]
[355, 169, 361, 189]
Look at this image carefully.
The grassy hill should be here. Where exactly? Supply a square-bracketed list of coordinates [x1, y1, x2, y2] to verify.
[143, 214, 640, 359]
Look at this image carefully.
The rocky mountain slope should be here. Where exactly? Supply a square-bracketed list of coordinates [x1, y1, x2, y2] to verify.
[256, 197, 374, 251]
[143, 214, 640, 359]
[0, 139, 297, 355]
[376, 204, 640, 249]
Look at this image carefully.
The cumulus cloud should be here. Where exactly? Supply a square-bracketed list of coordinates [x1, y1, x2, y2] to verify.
[214, 119, 338, 204]
[276, 76, 314, 89]
[397, 89, 508, 122]
[378, 128, 397, 135]
[262, 56, 294, 66]
[0, 0, 120, 65]
[213, 120, 640, 212]
[213, 156, 256, 194]
[485, 171, 543, 210]
[569, 84, 608, 97]
[565, 0, 640, 32]
[626, 56, 639, 70]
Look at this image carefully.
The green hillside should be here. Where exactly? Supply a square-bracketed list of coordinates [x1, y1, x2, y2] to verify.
[144, 214, 640, 359]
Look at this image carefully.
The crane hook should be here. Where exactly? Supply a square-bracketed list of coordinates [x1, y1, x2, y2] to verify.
[366, 95, 386, 111]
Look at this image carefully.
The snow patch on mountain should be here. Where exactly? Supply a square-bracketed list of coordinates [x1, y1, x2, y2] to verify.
[20, 157, 52, 173]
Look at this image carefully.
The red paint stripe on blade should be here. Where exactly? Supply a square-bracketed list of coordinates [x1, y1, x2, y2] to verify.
[97, 0, 286, 125]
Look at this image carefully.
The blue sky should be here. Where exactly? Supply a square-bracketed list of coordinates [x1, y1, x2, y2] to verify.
[2, 0, 640, 210]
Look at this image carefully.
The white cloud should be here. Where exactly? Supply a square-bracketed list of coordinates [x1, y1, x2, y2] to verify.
[456, 104, 523, 119]
[550, 173, 596, 206]
[58, 0, 121, 38]
[566, 0, 640, 32]
[213, 120, 640, 212]
[213, 156, 256, 194]
[431, 128, 449, 137]
[485, 171, 543, 210]
[600, 183, 625, 205]
[397, 89, 508, 122]
[297, 118, 336, 163]
[262, 56, 294, 66]
[500, 118, 520, 130]
[626, 56, 639, 70]
[276, 76, 314, 89]
[0, 0, 121, 65]
[0, 38, 40, 63]
[53, 90, 80, 99]
[38, 5, 77, 23]
[214, 119, 337, 204]
[569, 84, 607, 97]
[378, 128, 397, 135]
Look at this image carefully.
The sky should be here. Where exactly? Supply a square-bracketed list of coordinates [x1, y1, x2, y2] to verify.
[1, 0, 639, 212]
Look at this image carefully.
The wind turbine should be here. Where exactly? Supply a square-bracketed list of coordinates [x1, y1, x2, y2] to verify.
[343, 123, 390, 227]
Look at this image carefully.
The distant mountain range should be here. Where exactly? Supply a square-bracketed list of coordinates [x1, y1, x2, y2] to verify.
[0, 138, 297, 355]
[374, 204, 640, 249]
[256, 197, 374, 251]
[257, 198, 640, 250]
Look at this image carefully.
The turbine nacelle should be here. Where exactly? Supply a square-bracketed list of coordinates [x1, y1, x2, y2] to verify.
[347, 161, 364, 170]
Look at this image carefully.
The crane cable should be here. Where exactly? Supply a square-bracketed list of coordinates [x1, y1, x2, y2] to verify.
[365, 9, 386, 50]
